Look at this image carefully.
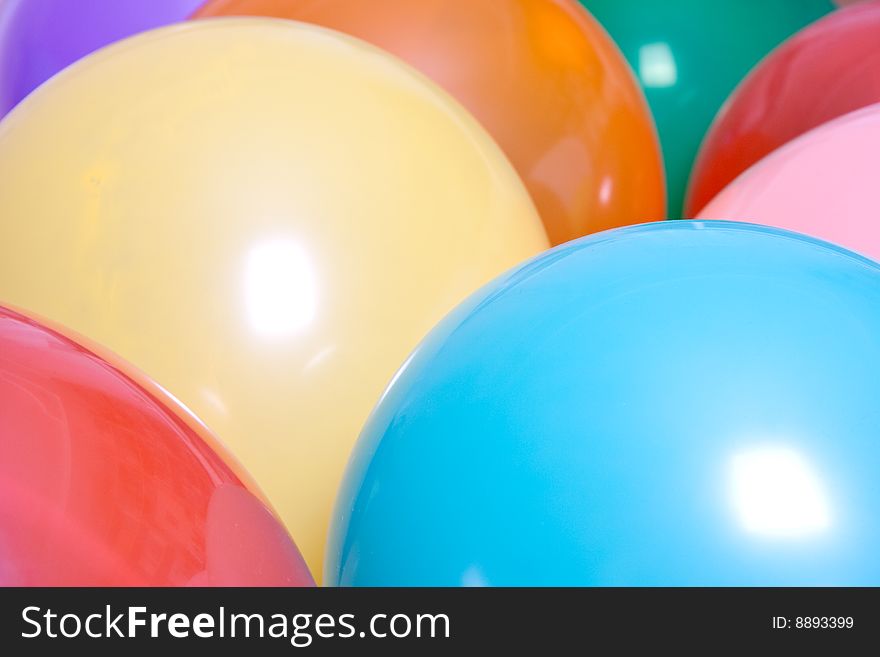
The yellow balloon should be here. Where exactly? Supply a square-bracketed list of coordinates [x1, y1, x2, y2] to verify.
[0, 19, 548, 580]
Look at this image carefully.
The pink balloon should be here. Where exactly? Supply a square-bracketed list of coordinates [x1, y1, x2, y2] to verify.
[698, 103, 880, 262]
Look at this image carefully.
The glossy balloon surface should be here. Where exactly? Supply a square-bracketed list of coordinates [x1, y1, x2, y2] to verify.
[0, 20, 548, 579]
[0, 306, 313, 586]
[193, 0, 664, 245]
[688, 1, 880, 215]
[579, 0, 834, 217]
[698, 105, 880, 262]
[0, 0, 202, 117]
[328, 221, 880, 586]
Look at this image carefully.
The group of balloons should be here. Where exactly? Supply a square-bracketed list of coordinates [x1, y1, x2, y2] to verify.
[1, 0, 880, 587]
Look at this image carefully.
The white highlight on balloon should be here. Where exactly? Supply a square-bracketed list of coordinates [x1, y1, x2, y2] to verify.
[244, 238, 317, 338]
[729, 445, 831, 538]
[461, 565, 489, 587]
[598, 176, 614, 206]
[639, 42, 677, 88]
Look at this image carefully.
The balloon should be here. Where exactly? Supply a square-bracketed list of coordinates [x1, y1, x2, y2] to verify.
[192, 0, 665, 245]
[0, 0, 203, 118]
[698, 104, 880, 262]
[0, 20, 548, 580]
[688, 2, 880, 216]
[579, 0, 834, 217]
[327, 221, 880, 586]
[0, 306, 313, 586]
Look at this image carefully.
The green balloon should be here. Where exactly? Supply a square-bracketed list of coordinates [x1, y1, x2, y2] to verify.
[580, 0, 834, 217]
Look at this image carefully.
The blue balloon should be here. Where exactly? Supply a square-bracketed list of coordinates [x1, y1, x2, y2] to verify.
[326, 221, 880, 586]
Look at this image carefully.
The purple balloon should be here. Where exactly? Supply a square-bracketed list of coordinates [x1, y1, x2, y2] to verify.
[0, 0, 205, 117]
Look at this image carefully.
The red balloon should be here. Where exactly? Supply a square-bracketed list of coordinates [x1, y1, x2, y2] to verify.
[687, 1, 880, 216]
[0, 306, 314, 586]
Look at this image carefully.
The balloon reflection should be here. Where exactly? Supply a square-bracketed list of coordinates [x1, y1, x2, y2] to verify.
[638, 42, 677, 88]
[729, 445, 830, 539]
[461, 566, 489, 587]
[598, 176, 614, 207]
[244, 238, 317, 338]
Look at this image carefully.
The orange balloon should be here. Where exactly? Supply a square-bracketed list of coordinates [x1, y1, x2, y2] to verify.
[193, 0, 665, 244]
